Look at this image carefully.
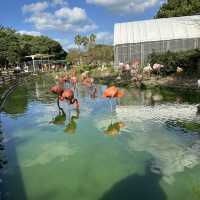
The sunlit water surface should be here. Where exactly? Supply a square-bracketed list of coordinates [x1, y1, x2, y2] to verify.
[1, 76, 200, 200]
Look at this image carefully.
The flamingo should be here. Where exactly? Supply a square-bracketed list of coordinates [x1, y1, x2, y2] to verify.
[50, 85, 63, 95]
[50, 85, 64, 114]
[70, 76, 78, 89]
[83, 77, 94, 87]
[103, 86, 124, 113]
[82, 76, 97, 99]
[103, 86, 124, 98]
[81, 71, 89, 81]
[61, 74, 70, 88]
[62, 89, 79, 109]
[143, 64, 153, 78]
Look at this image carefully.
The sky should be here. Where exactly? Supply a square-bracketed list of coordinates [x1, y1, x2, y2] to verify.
[0, 0, 165, 50]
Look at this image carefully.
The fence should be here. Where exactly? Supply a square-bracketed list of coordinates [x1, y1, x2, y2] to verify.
[114, 38, 200, 66]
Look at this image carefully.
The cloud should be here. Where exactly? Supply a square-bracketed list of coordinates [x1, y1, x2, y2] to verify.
[96, 31, 113, 44]
[22, 1, 97, 33]
[22, 2, 48, 13]
[86, 0, 161, 14]
[55, 7, 87, 23]
[49, 0, 68, 6]
[17, 30, 42, 36]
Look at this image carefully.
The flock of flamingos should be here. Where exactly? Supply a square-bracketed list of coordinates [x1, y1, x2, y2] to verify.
[50, 69, 124, 111]
[49, 69, 125, 135]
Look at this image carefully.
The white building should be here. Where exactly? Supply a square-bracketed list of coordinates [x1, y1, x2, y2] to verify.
[114, 15, 200, 66]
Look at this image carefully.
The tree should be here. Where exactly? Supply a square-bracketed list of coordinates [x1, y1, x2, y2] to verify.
[155, 0, 200, 18]
[0, 26, 67, 67]
[74, 34, 82, 52]
[82, 36, 89, 50]
[84, 44, 113, 65]
[89, 34, 96, 49]
[0, 27, 21, 66]
[67, 48, 80, 64]
[71, 34, 113, 66]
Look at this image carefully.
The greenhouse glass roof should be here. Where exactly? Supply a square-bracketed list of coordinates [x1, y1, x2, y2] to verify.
[114, 15, 200, 45]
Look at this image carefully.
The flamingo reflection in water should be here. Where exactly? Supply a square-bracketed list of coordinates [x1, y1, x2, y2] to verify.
[50, 108, 80, 135]
[64, 109, 80, 134]
[105, 121, 125, 136]
[50, 112, 66, 125]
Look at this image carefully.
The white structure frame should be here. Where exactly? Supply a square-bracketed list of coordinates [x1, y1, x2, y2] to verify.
[114, 15, 200, 66]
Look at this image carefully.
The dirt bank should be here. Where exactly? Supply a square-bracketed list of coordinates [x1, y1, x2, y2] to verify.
[142, 76, 200, 91]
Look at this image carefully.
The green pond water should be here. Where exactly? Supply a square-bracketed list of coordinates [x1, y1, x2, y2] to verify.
[1, 75, 200, 200]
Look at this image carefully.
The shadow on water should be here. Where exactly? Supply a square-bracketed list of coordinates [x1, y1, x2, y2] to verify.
[99, 164, 166, 200]
[1, 136, 28, 200]
[0, 86, 28, 199]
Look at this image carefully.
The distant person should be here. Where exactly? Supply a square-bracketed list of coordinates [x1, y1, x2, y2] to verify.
[14, 66, 21, 74]
[197, 104, 200, 115]
[24, 65, 29, 72]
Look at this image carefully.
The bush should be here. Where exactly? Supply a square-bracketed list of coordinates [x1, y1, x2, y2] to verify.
[148, 49, 200, 76]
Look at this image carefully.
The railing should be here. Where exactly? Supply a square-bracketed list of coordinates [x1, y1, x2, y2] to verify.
[0, 70, 33, 111]
[0, 70, 32, 85]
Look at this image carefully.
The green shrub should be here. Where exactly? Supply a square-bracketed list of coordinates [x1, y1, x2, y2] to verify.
[148, 49, 200, 76]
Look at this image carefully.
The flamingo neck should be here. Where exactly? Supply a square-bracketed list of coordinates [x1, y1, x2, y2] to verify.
[57, 96, 65, 115]
[70, 98, 79, 109]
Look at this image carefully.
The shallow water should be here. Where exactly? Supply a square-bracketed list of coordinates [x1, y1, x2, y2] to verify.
[1, 76, 200, 200]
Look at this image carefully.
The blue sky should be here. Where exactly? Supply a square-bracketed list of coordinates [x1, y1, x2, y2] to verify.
[0, 0, 164, 50]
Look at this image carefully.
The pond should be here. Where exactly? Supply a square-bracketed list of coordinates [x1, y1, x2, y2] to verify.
[1, 75, 200, 200]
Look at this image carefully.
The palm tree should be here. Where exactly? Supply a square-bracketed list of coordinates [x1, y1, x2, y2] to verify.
[82, 36, 89, 50]
[89, 34, 96, 48]
[74, 34, 82, 52]
[74, 34, 82, 65]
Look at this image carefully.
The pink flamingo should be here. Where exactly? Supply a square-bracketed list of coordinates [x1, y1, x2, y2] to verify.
[50, 85, 64, 114]
[70, 76, 78, 89]
[62, 89, 79, 109]
[103, 86, 124, 113]
[82, 77, 94, 87]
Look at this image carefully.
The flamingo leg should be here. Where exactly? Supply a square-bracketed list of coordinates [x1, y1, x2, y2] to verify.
[109, 98, 113, 113]
[75, 85, 79, 98]
[117, 98, 121, 106]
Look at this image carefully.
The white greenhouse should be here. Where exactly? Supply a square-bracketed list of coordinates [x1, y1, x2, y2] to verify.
[114, 15, 200, 66]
